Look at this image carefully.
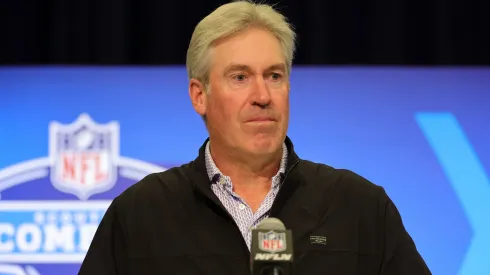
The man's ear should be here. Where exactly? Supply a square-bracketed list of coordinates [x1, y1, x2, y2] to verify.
[189, 78, 207, 116]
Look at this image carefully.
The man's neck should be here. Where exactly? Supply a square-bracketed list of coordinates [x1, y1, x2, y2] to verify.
[209, 141, 283, 184]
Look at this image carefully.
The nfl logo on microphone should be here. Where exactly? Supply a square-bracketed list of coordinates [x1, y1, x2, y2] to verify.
[258, 231, 287, 253]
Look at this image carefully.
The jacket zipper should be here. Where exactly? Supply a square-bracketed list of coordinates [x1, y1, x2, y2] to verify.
[216, 159, 301, 271]
[282, 159, 300, 184]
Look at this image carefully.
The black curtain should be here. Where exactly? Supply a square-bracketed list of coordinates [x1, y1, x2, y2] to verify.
[1, 0, 489, 65]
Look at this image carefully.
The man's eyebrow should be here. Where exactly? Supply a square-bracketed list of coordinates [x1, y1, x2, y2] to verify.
[223, 63, 287, 74]
[265, 63, 287, 73]
[223, 64, 252, 74]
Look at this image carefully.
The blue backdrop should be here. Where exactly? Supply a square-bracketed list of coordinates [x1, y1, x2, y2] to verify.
[0, 66, 489, 275]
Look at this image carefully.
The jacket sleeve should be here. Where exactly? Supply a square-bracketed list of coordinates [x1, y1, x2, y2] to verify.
[78, 196, 126, 275]
[379, 189, 432, 275]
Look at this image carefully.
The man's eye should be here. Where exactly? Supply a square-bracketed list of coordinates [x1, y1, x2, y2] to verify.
[234, 74, 247, 81]
[270, 73, 282, 81]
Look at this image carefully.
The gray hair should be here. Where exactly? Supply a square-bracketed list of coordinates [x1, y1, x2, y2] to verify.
[186, 0, 297, 87]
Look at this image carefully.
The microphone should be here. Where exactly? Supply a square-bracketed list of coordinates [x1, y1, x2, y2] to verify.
[250, 217, 293, 275]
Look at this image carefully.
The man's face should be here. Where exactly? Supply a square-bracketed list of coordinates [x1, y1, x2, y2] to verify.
[191, 27, 290, 158]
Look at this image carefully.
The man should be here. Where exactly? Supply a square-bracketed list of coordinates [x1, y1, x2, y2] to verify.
[79, 1, 431, 274]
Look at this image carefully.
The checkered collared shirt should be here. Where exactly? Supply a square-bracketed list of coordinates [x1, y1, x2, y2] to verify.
[205, 141, 288, 250]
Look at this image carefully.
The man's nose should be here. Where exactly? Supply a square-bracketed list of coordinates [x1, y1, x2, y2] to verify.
[251, 77, 272, 108]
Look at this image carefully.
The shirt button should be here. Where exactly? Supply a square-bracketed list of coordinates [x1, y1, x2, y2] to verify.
[239, 204, 246, 210]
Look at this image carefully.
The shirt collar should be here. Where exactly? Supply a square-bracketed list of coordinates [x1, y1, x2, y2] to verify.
[204, 140, 288, 184]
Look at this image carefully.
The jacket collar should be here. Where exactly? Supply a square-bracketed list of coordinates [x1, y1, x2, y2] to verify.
[189, 136, 301, 216]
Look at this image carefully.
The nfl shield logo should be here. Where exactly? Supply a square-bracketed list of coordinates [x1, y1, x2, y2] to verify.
[258, 230, 287, 253]
[48, 113, 119, 200]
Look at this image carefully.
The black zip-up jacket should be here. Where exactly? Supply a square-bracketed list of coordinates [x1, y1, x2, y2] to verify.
[79, 137, 431, 275]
